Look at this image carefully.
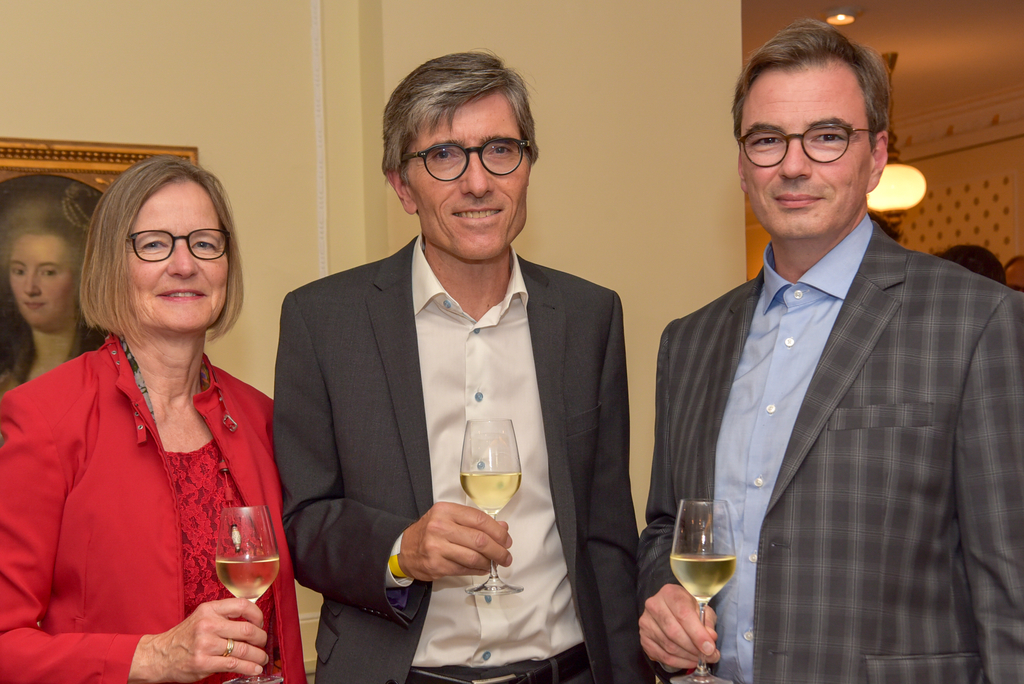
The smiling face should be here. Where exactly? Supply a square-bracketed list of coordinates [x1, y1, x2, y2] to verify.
[738, 63, 888, 281]
[385, 92, 530, 275]
[128, 181, 228, 342]
[8, 233, 78, 334]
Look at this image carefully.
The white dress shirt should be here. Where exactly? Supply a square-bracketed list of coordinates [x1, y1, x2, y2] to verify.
[408, 236, 584, 668]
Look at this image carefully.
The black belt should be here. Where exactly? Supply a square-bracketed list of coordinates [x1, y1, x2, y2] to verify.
[406, 643, 590, 684]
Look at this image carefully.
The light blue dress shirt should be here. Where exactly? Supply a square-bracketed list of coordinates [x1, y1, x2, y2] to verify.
[712, 215, 873, 683]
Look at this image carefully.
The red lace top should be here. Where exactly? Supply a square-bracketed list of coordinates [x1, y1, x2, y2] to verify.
[165, 440, 279, 684]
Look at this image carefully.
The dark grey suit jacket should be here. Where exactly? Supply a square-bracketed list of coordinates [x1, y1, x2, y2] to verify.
[638, 228, 1024, 683]
[275, 241, 646, 684]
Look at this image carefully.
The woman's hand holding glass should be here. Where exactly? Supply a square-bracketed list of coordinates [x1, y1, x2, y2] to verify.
[127, 598, 269, 684]
[214, 506, 283, 684]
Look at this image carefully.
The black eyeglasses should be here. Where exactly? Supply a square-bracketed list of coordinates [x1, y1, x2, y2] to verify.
[401, 138, 530, 181]
[128, 229, 230, 262]
[738, 124, 870, 167]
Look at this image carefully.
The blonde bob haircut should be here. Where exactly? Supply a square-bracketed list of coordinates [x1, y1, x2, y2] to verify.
[80, 155, 243, 342]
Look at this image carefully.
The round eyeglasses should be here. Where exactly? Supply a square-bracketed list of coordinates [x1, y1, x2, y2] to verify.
[128, 229, 230, 262]
[738, 124, 870, 167]
[401, 138, 530, 182]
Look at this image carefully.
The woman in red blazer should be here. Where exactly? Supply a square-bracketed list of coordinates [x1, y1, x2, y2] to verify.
[0, 156, 304, 684]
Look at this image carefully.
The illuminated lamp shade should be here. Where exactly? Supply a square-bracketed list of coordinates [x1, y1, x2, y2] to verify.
[825, 7, 862, 25]
[867, 163, 927, 212]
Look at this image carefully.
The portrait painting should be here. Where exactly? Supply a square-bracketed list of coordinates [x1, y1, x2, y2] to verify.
[0, 137, 197, 407]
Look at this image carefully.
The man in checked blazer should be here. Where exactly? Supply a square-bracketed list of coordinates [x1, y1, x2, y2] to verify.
[274, 52, 645, 684]
[637, 19, 1024, 684]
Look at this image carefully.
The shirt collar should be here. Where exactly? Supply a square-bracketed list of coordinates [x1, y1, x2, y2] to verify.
[411, 234, 529, 320]
[761, 213, 873, 313]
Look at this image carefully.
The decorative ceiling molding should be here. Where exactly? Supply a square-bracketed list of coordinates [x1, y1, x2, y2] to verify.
[900, 84, 1024, 161]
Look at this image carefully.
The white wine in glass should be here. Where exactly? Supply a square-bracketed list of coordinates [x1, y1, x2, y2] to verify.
[460, 419, 523, 595]
[671, 499, 736, 684]
[216, 505, 283, 684]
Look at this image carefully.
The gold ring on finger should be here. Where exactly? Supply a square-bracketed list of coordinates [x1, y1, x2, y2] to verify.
[222, 638, 235, 658]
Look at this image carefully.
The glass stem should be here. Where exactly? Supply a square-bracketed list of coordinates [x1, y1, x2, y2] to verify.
[487, 514, 500, 582]
[695, 601, 710, 676]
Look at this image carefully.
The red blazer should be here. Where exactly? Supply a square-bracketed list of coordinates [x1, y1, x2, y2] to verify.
[0, 337, 305, 684]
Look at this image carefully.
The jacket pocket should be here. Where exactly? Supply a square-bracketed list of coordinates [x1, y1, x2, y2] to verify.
[864, 652, 982, 683]
[566, 403, 600, 438]
[315, 600, 342, 663]
[827, 402, 935, 431]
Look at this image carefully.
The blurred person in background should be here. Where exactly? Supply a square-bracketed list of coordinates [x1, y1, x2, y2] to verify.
[937, 244, 1006, 285]
[1004, 254, 1024, 292]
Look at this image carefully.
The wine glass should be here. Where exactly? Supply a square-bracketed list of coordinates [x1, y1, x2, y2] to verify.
[216, 505, 283, 684]
[671, 499, 736, 684]
[460, 418, 523, 595]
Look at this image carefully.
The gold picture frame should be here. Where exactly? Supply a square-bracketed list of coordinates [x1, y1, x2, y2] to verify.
[0, 137, 198, 191]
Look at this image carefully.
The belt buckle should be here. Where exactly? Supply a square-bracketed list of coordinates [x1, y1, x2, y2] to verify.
[471, 675, 519, 684]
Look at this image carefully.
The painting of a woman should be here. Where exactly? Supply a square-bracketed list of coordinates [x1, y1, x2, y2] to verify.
[0, 175, 105, 404]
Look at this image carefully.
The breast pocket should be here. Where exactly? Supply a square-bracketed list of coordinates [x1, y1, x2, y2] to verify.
[827, 402, 936, 431]
[864, 652, 982, 683]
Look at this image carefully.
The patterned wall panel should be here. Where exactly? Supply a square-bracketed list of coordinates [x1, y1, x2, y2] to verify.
[900, 172, 1018, 260]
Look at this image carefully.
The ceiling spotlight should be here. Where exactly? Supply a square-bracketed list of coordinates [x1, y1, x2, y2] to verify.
[825, 6, 863, 25]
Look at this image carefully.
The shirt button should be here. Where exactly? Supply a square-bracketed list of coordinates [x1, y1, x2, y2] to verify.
[443, 299, 452, 309]
[785, 337, 795, 347]
[749, 553, 757, 563]
[766, 404, 776, 415]
[744, 630, 754, 642]
[473, 328, 480, 334]
[754, 476, 764, 487]
[482, 651, 491, 661]
[794, 290, 803, 299]
[475, 392, 484, 402]
[484, 595, 492, 603]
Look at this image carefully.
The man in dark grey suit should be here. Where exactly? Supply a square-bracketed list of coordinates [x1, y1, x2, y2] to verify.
[638, 19, 1024, 684]
[274, 52, 645, 684]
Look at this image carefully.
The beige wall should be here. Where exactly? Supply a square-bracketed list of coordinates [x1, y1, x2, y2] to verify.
[3, 0, 744, 676]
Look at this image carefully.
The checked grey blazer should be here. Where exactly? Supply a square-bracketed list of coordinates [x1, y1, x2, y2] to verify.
[638, 226, 1024, 683]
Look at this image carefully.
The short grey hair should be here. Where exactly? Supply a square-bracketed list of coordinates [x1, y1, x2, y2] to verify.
[382, 51, 538, 181]
[732, 18, 890, 142]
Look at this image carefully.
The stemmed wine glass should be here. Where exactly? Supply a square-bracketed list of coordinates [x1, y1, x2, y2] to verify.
[671, 499, 736, 684]
[216, 505, 283, 684]
[460, 418, 523, 595]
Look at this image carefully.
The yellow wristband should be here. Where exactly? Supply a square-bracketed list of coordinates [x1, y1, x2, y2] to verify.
[389, 554, 407, 579]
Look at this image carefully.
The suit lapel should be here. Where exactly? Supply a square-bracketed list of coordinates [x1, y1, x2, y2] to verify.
[767, 229, 907, 511]
[701, 280, 763, 498]
[367, 241, 434, 516]
[520, 259, 578, 570]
